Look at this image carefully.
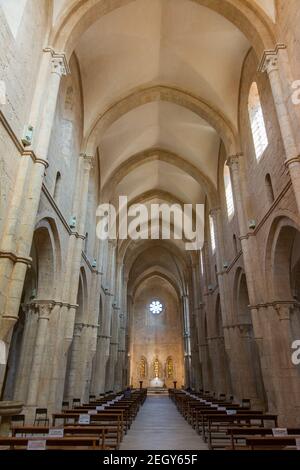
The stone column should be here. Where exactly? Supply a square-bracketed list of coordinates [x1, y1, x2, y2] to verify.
[259, 45, 300, 214]
[47, 155, 93, 409]
[113, 263, 127, 391]
[209, 208, 231, 323]
[26, 302, 54, 408]
[0, 50, 69, 342]
[13, 304, 38, 402]
[84, 325, 98, 401]
[106, 306, 120, 392]
[251, 302, 300, 425]
[92, 334, 111, 394]
[226, 155, 263, 304]
[118, 269, 128, 390]
[199, 335, 213, 392]
[182, 294, 192, 387]
[199, 242, 214, 391]
[65, 323, 83, 400]
[63, 154, 94, 340]
[127, 294, 133, 387]
[190, 262, 202, 390]
[87, 258, 103, 399]
[224, 322, 263, 407]
[116, 323, 126, 390]
[90, 328, 101, 397]
[226, 155, 268, 406]
[208, 334, 231, 396]
[94, 289, 113, 394]
[67, 322, 98, 403]
[103, 241, 118, 391]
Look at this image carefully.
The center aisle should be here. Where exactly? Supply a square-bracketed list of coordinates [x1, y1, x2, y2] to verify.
[120, 395, 208, 450]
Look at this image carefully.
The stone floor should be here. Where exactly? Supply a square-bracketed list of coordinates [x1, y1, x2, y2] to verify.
[120, 395, 208, 450]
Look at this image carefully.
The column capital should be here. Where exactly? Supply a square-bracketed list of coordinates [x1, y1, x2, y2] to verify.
[80, 153, 94, 170]
[44, 47, 70, 76]
[209, 207, 221, 219]
[258, 43, 286, 73]
[73, 322, 84, 336]
[226, 153, 243, 169]
[33, 301, 54, 320]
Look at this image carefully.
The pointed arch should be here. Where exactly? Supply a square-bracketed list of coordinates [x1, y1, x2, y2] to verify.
[51, 0, 275, 60]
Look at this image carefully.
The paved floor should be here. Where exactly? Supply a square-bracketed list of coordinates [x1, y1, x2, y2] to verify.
[120, 395, 208, 450]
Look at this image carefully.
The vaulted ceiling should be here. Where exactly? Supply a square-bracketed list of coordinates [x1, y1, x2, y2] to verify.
[73, 0, 251, 203]
[51, 0, 276, 289]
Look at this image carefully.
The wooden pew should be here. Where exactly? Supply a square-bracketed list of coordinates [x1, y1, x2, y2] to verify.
[0, 436, 102, 450]
[187, 402, 241, 427]
[52, 411, 124, 446]
[194, 409, 264, 438]
[11, 425, 118, 449]
[206, 414, 278, 449]
[245, 436, 300, 450]
[227, 427, 300, 450]
[66, 407, 129, 435]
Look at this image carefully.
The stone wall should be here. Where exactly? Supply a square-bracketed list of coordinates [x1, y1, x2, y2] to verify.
[0, 0, 49, 240]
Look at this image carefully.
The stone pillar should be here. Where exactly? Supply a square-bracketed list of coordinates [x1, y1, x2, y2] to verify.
[198, 242, 213, 391]
[84, 326, 98, 402]
[182, 294, 192, 387]
[226, 154, 263, 304]
[65, 323, 83, 399]
[106, 304, 120, 392]
[0, 50, 69, 342]
[209, 208, 228, 308]
[208, 335, 231, 396]
[93, 334, 111, 394]
[127, 294, 133, 387]
[88, 242, 104, 398]
[104, 241, 118, 391]
[209, 208, 232, 329]
[226, 154, 269, 406]
[115, 313, 126, 391]
[194, 301, 205, 390]
[191, 260, 204, 390]
[13, 304, 38, 402]
[70, 322, 98, 403]
[118, 271, 128, 390]
[189, 264, 201, 390]
[53, 154, 94, 404]
[259, 45, 300, 214]
[26, 302, 54, 408]
[90, 328, 101, 397]
[94, 288, 113, 394]
[251, 302, 300, 425]
[224, 323, 263, 407]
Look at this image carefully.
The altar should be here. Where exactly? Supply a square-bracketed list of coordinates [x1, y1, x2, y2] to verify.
[149, 378, 164, 388]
